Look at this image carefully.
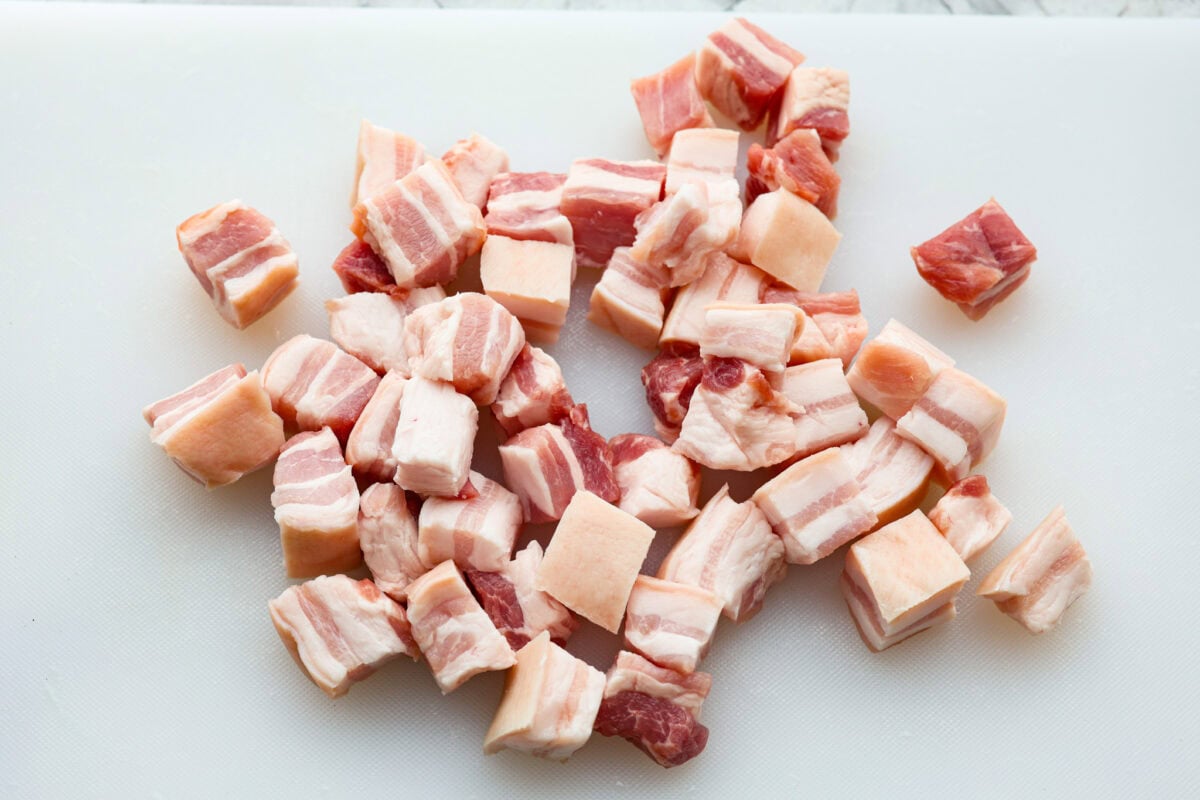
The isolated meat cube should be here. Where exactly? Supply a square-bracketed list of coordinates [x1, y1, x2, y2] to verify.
[694, 17, 805, 130]
[560, 158, 665, 269]
[912, 198, 1038, 320]
[403, 292, 526, 405]
[351, 120, 426, 208]
[845, 319, 955, 420]
[417, 471, 521, 572]
[467, 541, 579, 650]
[977, 506, 1092, 633]
[735, 189, 841, 291]
[484, 632, 605, 761]
[391, 376, 478, 497]
[895, 367, 1007, 485]
[699, 302, 801, 375]
[344, 372, 407, 482]
[142, 364, 285, 488]
[841, 416, 935, 528]
[611, 434, 701, 528]
[746, 128, 840, 217]
[176, 201, 299, 329]
[588, 247, 671, 350]
[491, 344, 573, 437]
[261, 334, 380, 443]
[660, 252, 769, 347]
[658, 485, 787, 622]
[271, 428, 362, 578]
[441, 133, 509, 210]
[664, 128, 739, 195]
[631, 52, 714, 158]
[624, 576, 721, 674]
[358, 483, 425, 601]
[269, 575, 418, 699]
[771, 67, 851, 160]
[761, 285, 867, 368]
[928, 475, 1012, 562]
[480, 235, 574, 343]
[779, 358, 869, 460]
[640, 343, 704, 443]
[326, 287, 445, 375]
[484, 172, 573, 245]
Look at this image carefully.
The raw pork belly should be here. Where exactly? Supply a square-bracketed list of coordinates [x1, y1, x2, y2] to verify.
[176, 201, 299, 329]
[746, 128, 840, 217]
[391, 376, 478, 497]
[467, 541, 579, 650]
[269, 575, 418, 699]
[658, 485, 787, 622]
[623, 576, 721, 674]
[753, 447, 877, 564]
[491, 344, 573, 437]
[271, 428, 362, 578]
[358, 483, 425, 601]
[594, 650, 711, 768]
[928, 475, 1011, 562]
[845, 319, 955, 420]
[261, 334, 380, 442]
[771, 67, 851, 160]
[484, 172, 573, 245]
[587, 247, 671, 350]
[479, 235, 574, 343]
[484, 632, 605, 761]
[403, 292, 526, 405]
[499, 405, 619, 523]
[535, 491, 655, 633]
[840, 510, 970, 652]
[911, 198, 1037, 320]
[326, 287, 445, 374]
[736, 188, 841, 291]
[640, 343, 704, 443]
[405, 560, 516, 693]
[977, 506, 1092, 634]
[699, 302, 800, 375]
[895, 367, 1007, 485]
[611, 433, 701, 528]
[779, 358, 869, 460]
[142, 364, 284, 488]
[344, 372, 407, 482]
[659, 252, 769, 347]
[841, 416, 934, 528]
[695, 17, 804, 130]
[560, 158, 665, 268]
[630, 181, 714, 287]
[352, 120, 426, 207]
[664, 128, 739, 194]
[354, 159, 486, 288]
[441, 133, 509, 210]
[761, 285, 867, 368]
[631, 52, 714, 158]
[330, 239, 405, 296]
[418, 471, 521, 572]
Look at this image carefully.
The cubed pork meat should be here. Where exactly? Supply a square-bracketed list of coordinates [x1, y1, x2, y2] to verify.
[479, 235, 574, 343]
[623, 576, 721, 674]
[490, 344, 573, 438]
[770, 66, 850, 160]
[760, 285, 867, 368]
[630, 181, 714, 287]
[840, 416, 935, 528]
[665, 128, 739, 195]
[560, 158, 665, 269]
[630, 52, 714, 158]
[467, 541, 579, 650]
[417, 471, 521, 572]
[344, 371, 407, 482]
[778, 358, 869, 460]
[358, 483, 425, 601]
[699, 302, 801, 375]
[351, 120, 426, 208]
[441, 133, 510, 210]
[694, 17, 804, 130]
[746, 128, 840, 217]
[610, 434, 701, 528]
[928, 474, 1012, 562]
[845, 319, 955, 420]
[735, 189, 841, 292]
[587, 247, 671, 350]
[895, 367, 1007, 485]
[659, 252, 769, 347]
[326, 287, 446, 375]
[261, 334, 380, 443]
[484, 172, 573, 245]
[330, 238, 404, 296]
[640, 343, 704, 443]
[391, 376, 478, 497]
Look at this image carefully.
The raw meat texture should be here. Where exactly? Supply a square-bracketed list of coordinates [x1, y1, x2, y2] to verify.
[484, 632, 605, 761]
[753, 447, 877, 564]
[630, 52, 714, 158]
[271, 428, 362, 578]
[911, 198, 1038, 320]
[484, 172, 573, 245]
[841, 510, 969, 651]
[391, 376, 478, 497]
[354, 159, 486, 288]
[699, 302, 801, 375]
[928, 475, 1012, 562]
[594, 650, 711, 768]
[351, 120, 426, 208]
[175, 200, 299, 329]
[658, 485, 787, 622]
[418, 471, 521, 572]
[845, 319, 955, 420]
[610, 433, 701, 528]
[467, 541, 579, 650]
[535, 491, 655, 633]
[771, 67, 851, 160]
[630, 181, 711, 286]
[261, 334, 380, 443]
[665, 128, 739, 195]
[760, 285, 867, 368]
[142, 364, 284, 488]
[977, 506, 1092, 633]
[560, 158, 665, 269]
[405, 560, 517, 693]
[746, 128, 840, 217]
[403, 292, 526, 405]
[344, 372, 407, 482]
[331, 239, 404, 296]
[841, 416, 935, 529]
[694, 17, 805, 130]
[326, 287, 445, 375]
[640, 343, 704, 443]
[588, 246, 671, 350]
[779, 359, 869, 461]
[623, 576, 721, 674]
[269, 575, 418, 699]
[735, 188, 841, 291]
[672, 357, 801, 472]
[479, 235, 574, 341]
[659, 252, 769, 347]
[441, 133, 509, 210]
[491, 344, 573, 437]
[499, 405, 619, 523]
[895, 367, 1007, 485]
[358, 483, 425, 601]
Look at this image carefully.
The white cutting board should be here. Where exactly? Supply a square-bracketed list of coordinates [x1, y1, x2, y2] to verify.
[2, 3, 1197, 797]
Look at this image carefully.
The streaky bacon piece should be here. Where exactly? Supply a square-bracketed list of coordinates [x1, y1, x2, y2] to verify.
[658, 484, 787, 622]
[895, 367, 1007, 485]
[560, 158, 666, 269]
[326, 287, 445, 375]
[611, 433, 701, 528]
[771, 66, 851, 159]
[261, 334, 380, 443]
[660, 252, 770, 347]
[845, 319, 955, 420]
[269, 575, 418, 699]
[271, 428, 362, 578]
[352, 120, 426, 208]
[175, 200, 299, 329]
[640, 343, 704, 443]
[391, 376, 478, 497]
[484, 172, 573, 245]
[417, 471, 521, 572]
[490, 344, 573, 437]
[911, 198, 1038, 320]
[631, 52, 714, 158]
[699, 302, 800, 375]
[479, 235, 574, 342]
[441, 133, 509, 210]
[588, 247, 671, 350]
[735, 189, 841, 292]
[623, 576, 721, 674]
[143, 364, 285, 488]
[929, 475, 1012, 562]
[779, 358, 869, 461]
[695, 17, 805, 131]
[665, 128, 739, 195]
[467, 541, 579, 650]
[345, 372, 407, 482]
[840, 416, 934, 529]
[330, 239, 403, 296]
[746, 128, 840, 217]
[358, 483, 425, 601]
[761, 284, 867, 368]
[977, 506, 1092, 633]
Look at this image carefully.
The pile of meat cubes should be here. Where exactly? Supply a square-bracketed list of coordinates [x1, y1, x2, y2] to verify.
[143, 18, 1089, 769]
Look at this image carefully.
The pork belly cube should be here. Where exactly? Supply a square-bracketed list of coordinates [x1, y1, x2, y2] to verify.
[929, 475, 1011, 562]
[699, 302, 800, 375]
[661, 253, 768, 348]
[640, 343, 704, 443]
[895, 367, 1007, 485]
[695, 17, 805, 131]
[560, 158, 665, 269]
[736, 189, 841, 292]
[176, 201, 299, 329]
[841, 510, 969, 651]
[977, 506, 1092, 633]
[391, 376, 478, 497]
[631, 52, 714, 158]
[624, 576, 721, 674]
[351, 120, 426, 208]
[441, 133, 509, 210]
[588, 247, 671, 350]
[845, 319, 955, 420]
[417, 471, 521, 572]
[746, 128, 840, 217]
[779, 359, 869, 460]
[271, 428, 362, 578]
[665, 128, 739, 195]
[467, 541, 579, 650]
[261, 334, 380, 443]
[269, 575, 418, 699]
[484, 172, 573, 245]
[479, 235, 574, 341]
[403, 292, 526, 405]
[841, 416, 934, 528]
[911, 198, 1038, 320]
[331, 238, 401, 296]
[484, 631, 605, 761]
[325, 288, 444, 376]
[753, 447, 876, 565]
[594, 650, 712, 768]
[658, 485, 786, 622]
[344, 372, 406, 482]
[761, 284, 867, 368]
[611, 434, 701, 528]
[490, 345, 573, 437]
[535, 491, 655, 633]
[771, 67, 851, 160]
[630, 181, 710, 285]
[358, 483, 424, 601]
[142, 364, 285, 488]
